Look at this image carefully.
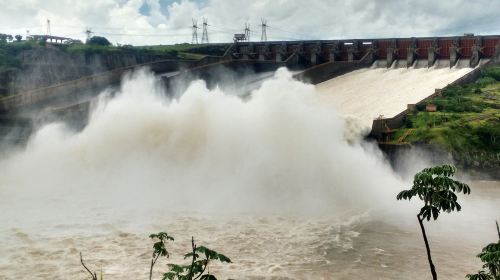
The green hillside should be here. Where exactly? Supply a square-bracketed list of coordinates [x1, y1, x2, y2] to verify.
[389, 65, 500, 172]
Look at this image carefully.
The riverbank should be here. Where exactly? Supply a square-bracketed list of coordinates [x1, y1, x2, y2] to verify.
[387, 65, 500, 177]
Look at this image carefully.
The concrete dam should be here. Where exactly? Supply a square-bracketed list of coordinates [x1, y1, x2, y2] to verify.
[0, 35, 499, 144]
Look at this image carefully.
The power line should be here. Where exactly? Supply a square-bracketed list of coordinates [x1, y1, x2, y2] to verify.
[266, 25, 316, 40]
[96, 31, 191, 37]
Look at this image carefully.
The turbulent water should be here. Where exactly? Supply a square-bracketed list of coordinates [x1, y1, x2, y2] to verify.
[0, 68, 498, 280]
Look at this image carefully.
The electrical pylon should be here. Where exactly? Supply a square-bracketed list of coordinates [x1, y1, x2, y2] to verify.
[85, 28, 93, 41]
[245, 22, 251, 42]
[191, 19, 199, 44]
[46, 19, 51, 36]
[201, 18, 209, 44]
[260, 19, 267, 41]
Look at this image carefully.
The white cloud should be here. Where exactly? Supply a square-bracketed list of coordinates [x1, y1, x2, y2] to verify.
[0, 0, 499, 45]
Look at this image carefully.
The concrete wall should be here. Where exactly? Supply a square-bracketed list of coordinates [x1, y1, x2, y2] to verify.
[292, 53, 373, 85]
[0, 59, 195, 113]
[8, 47, 182, 93]
[162, 59, 286, 94]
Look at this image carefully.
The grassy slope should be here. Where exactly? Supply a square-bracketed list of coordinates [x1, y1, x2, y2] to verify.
[389, 66, 500, 170]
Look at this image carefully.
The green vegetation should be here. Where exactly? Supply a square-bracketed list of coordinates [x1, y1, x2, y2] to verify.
[0, 40, 35, 71]
[86, 36, 112, 46]
[397, 164, 471, 280]
[80, 232, 231, 280]
[466, 222, 500, 280]
[162, 236, 231, 280]
[390, 66, 500, 172]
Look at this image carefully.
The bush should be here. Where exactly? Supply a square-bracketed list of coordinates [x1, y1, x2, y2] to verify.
[86, 36, 111, 46]
[483, 66, 500, 81]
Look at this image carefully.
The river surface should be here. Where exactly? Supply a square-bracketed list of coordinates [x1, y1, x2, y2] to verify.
[0, 68, 498, 280]
[0, 180, 498, 280]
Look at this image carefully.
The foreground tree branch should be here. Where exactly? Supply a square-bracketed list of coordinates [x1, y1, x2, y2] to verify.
[80, 252, 97, 280]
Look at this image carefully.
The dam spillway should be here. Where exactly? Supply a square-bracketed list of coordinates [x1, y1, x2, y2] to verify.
[314, 59, 478, 129]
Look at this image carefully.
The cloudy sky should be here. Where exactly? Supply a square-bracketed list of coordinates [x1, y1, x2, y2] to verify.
[1, 0, 500, 45]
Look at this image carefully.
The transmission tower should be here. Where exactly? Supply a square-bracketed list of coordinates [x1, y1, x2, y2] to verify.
[85, 28, 93, 41]
[260, 19, 267, 41]
[46, 19, 51, 36]
[201, 18, 209, 44]
[191, 19, 199, 44]
[244, 22, 251, 42]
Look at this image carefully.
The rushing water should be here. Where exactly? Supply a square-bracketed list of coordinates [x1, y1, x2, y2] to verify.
[0, 68, 498, 279]
[315, 60, 476, 129]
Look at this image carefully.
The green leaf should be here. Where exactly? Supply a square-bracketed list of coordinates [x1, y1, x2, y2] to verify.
[200, 275, 217, 280]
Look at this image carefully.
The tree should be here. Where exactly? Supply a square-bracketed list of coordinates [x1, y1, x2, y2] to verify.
[163, 237, 231, 280]
[86, 36, 111, 46]
[80, 232, 230, 280]
[397, 164, 471, 280]
[0, 33, 12, 43]
[150, 232, 174, 280]
[466, 222, 500, 280]
[14, 35, 22, 42]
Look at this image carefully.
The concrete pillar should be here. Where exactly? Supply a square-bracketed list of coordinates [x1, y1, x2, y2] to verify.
[449, 38, 459, 67]
[470, 45, 481, 67]
[258, 44, 269, 61]
[347, 50, 354, 62]
[276, 53, 283, 62]
[241, 45, 249, 59]
[310, 43, 321, 65]
[407, 38, 417, 67]
[276, 42, 287, 62]
[386, 47, 395, 67]
[311, 53, 318, 64]
[386, 40, 397, 68]
[428, 49, 436, 67]
[244, 43, 254, 60]
[346, 41, 359, 62]
[329, 42, 340, 62]
[450, 46, 458, 67]
[407, 51, 415, 67]
[470, 37, 482, 67]
[427, 38, 438, 67]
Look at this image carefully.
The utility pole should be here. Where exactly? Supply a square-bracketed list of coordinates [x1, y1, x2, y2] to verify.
[244, 22, 250, 42]
[191, 19, 199, 44]
[260, 19, 267, 42]
[201, 18, 209, 44]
